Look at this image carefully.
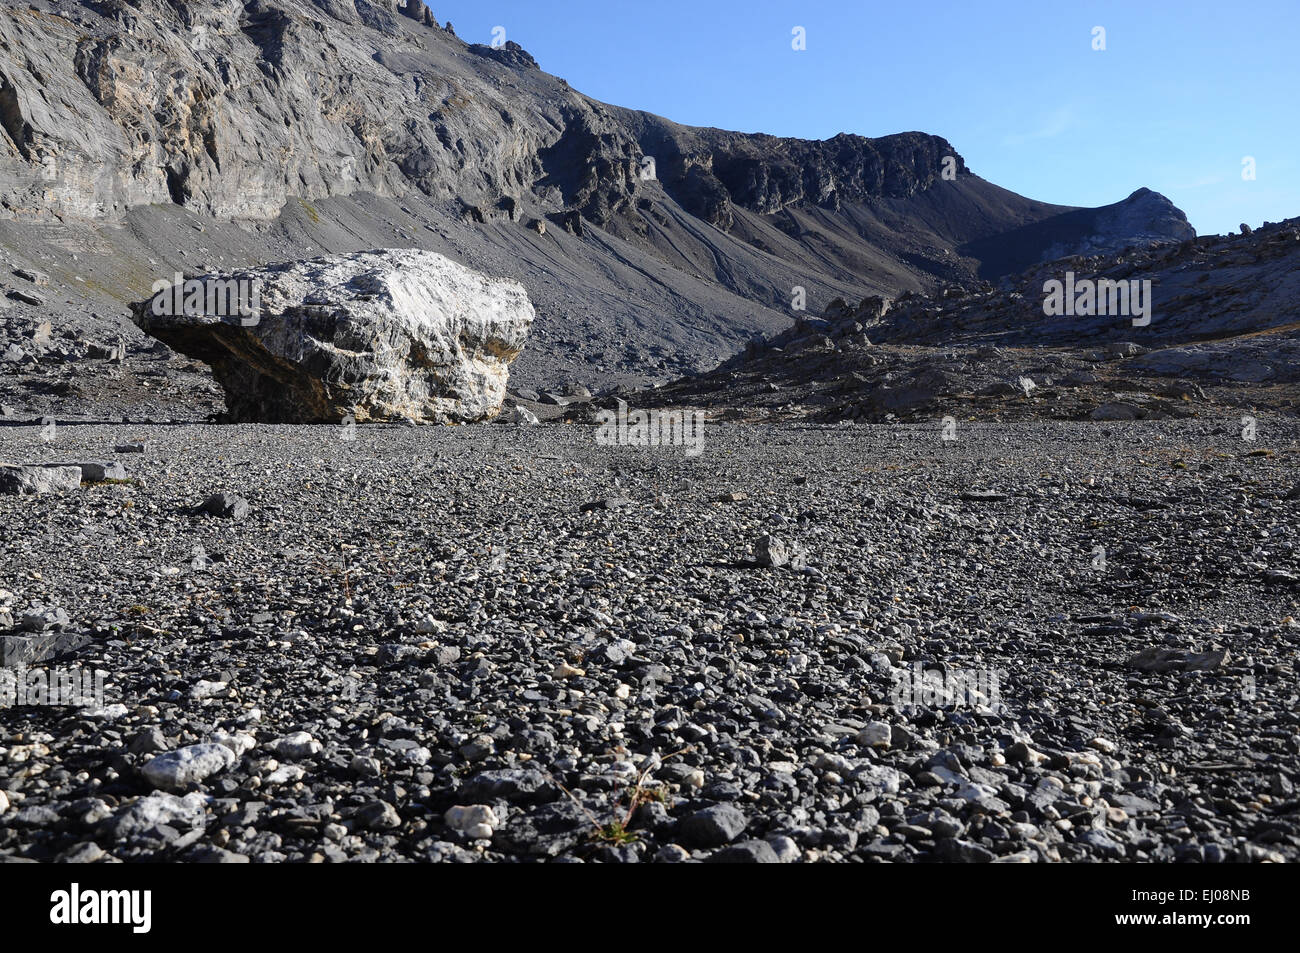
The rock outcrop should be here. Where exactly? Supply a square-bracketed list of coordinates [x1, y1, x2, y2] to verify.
[961, 188, 1196, 278]
[131, 249, 534, 423]
[647, 217, 1300, 423]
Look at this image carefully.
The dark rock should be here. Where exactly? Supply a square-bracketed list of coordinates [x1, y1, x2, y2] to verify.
[200, 493, 250, 520]
[1126, 647, 1228, 673]
[704, 839, 779, 863]
[677, 805, 747, 846]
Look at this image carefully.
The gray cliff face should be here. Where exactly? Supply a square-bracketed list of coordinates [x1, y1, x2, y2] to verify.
[0, 0, 1200, 405]
[0, 0, 969, 227]
[1, 0, 547, 220]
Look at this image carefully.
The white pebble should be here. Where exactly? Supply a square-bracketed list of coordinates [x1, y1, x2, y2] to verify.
[445, 804, 498, 839]
[274, 731, 322, 760]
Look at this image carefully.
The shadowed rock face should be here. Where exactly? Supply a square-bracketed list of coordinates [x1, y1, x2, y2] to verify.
[131, 249, 534, 423]
[961, 188, 1196, 278]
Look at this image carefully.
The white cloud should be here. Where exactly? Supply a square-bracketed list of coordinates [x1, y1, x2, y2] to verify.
[1003, 107, 1074, 146]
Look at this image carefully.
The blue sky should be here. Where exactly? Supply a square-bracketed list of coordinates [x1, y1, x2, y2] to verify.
[432, 0, 1297, 236]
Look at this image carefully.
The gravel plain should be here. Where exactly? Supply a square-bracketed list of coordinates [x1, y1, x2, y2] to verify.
[1, 417, 1297, 862]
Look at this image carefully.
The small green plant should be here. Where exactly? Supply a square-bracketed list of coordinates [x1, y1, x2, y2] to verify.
[544, 746, 692, 849]
[595, 820, 638, 845]
[298, 198, 321, 224]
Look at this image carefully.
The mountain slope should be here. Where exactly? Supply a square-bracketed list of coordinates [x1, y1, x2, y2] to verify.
[644, 218, 1300, 424]
[0, 0, 1194, 412]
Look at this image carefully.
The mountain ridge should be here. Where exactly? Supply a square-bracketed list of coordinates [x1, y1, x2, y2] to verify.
[0, 0, 1195, 404]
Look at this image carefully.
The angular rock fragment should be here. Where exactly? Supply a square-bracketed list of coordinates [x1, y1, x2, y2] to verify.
[355, 800, 401, 830]
[444, 804, 498, 839]
[105, 793, 208, 841]
[754, 534, 806, 569]
[581, 496, 632, 512]
[1, 632, 92, 667]
[199, 493, 250, 519]
[274, 731, 322, 760]
[13, 268, 49, 285]
[704, 840, 780, 863]
[20, 606, 70, 632]
[140, 744, 237, 791]
[43, 461, 126, 482]
[677, 804, 747, 846]
[86, 342, 124, 361]
[505, 406, 540, 425]
[0, 466, 82, 495]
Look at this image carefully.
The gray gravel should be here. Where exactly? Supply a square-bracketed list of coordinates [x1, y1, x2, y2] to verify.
[1, 418, 1297, 862]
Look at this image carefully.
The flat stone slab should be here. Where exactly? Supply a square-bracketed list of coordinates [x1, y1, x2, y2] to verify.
[0, 632, 92, 668]
[34, 461, 127, 482]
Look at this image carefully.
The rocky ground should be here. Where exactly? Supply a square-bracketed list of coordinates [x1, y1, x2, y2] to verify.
[2, 418, 1297, 862]
[645, 218, 1300, 426]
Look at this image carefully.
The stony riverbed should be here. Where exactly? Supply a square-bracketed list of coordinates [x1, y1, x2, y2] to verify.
[1, 418, 1297, 862]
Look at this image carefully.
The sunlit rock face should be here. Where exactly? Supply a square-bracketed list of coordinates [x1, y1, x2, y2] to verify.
[132, 249, 535, 423]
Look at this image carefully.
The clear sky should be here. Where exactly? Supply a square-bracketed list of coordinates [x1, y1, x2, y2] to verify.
[431, 0, 1298, 237]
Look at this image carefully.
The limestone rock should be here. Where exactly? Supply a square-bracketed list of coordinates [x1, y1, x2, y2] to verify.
[140, 743, 237, 790]
[132, 249, 534, 423]
[44, 461, 127, 482]
[0, 465, 82, 495]
[505, 406, 540, 425]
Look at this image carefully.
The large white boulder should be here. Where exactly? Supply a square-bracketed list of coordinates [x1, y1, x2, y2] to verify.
[132, 249, 535, 423]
